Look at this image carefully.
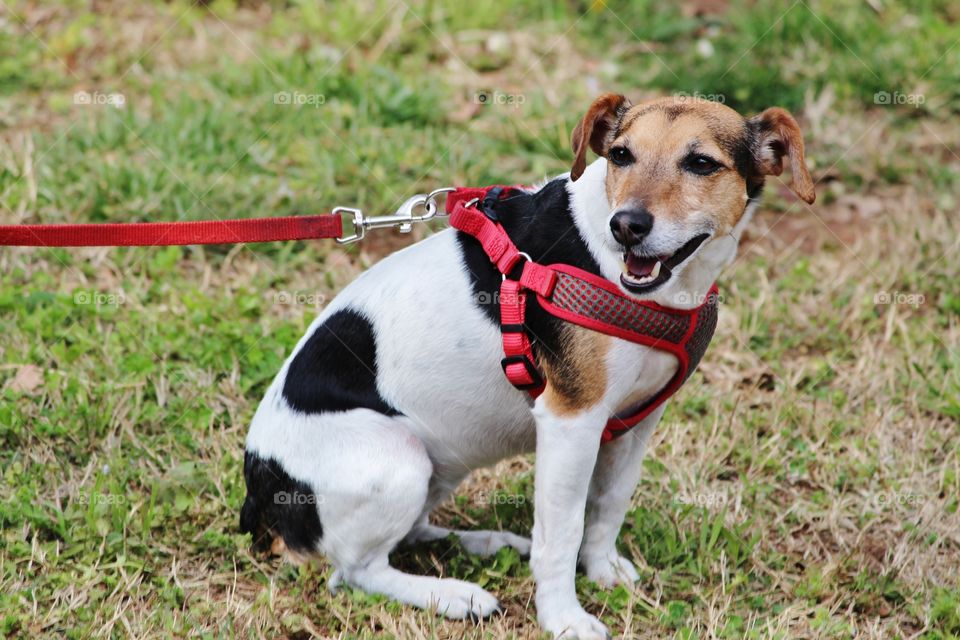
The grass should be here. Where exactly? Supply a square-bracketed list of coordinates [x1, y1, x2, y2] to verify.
[1, 0, 958, 638]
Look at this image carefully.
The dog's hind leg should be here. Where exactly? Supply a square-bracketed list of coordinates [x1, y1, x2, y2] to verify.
[311, 411, 501, 619]
[406, 522, 532, 557]
[343, 556, 500, 619]
[401, 472, 532, 557]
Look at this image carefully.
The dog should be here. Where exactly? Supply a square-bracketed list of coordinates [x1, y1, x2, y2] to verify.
[240, 93, 815, 639]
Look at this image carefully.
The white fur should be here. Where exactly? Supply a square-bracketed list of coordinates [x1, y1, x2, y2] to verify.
[245, 157, 744, 638]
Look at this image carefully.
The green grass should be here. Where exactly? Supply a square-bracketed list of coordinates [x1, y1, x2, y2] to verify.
[1, 1, 959, 638]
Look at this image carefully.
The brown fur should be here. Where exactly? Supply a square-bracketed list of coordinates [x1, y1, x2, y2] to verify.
[539, 325, 610, 415]
[270, 534, 314, 565]
[748, 107, 816, 203]
[570, 93, 630, 181]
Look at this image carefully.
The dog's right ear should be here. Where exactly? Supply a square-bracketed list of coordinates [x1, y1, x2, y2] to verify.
[570, 93, 631, 181]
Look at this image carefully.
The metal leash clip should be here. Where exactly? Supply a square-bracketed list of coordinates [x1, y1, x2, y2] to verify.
[335, 187, 455, 244]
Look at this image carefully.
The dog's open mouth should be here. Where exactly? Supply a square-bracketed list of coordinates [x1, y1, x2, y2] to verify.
[620, 233, 710, 293]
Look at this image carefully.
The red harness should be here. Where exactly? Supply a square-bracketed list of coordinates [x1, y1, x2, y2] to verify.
[446, 187, 719, 442]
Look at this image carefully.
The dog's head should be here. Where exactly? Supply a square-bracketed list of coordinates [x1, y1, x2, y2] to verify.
[570, 93, 814, 298]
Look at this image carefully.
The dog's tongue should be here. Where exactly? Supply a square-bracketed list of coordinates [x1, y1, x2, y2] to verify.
[626, 253, 659, 277]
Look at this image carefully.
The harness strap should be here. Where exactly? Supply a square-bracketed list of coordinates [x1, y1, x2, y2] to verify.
[500, 279, 545, 395]
[449, 187, 548, 395]
[448, 191, 525, 274]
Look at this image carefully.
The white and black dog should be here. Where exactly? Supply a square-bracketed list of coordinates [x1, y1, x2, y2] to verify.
[240, 94, 815, 639]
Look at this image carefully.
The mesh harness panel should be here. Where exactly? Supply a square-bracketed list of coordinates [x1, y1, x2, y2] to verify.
[550, 271, 693, 344]
[539, 266, 719, 441]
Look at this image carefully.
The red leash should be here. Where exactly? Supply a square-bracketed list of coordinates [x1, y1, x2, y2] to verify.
[0, 188, 456, 248]
[0, 215, 343, 247]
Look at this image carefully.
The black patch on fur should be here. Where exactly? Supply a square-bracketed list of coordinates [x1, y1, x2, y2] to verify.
[620, 103, 692, 133]
[662, 103, 692, 121]
[746, 179, 765, 205]
[281, 309, 400, 416]
[720, 122, 756, 180]
[713, 119, 765, 204]
[454, 179, 601, 373]
[240, 451, 323, 553]
[610, 102, 632, 139]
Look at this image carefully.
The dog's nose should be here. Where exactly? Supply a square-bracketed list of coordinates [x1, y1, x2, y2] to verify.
[609, 209, 654, 246]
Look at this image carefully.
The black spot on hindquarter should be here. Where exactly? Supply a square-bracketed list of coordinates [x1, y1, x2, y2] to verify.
[240, 451, 323, 553]
[282, 309, 399, 415]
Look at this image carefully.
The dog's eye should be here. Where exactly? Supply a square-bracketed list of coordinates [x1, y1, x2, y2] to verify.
[683, 154, 723, 176]
[608, 147, 634, 167]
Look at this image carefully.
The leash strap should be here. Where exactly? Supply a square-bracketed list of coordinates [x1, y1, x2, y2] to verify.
[0, 187, 455, 247]
[0, 215, 343, 247]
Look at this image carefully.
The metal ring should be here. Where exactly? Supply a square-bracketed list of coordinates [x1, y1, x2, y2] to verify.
[501, 252, 533, 281]
[422, 187, 456, 219]
[427, 186, 455, 201]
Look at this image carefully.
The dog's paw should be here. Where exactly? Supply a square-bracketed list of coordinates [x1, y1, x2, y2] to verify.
[540, 608, 610, 640]
[429, 578, 501, 620]
[583, 552, 640, 589]
[459, 530, 532, 557]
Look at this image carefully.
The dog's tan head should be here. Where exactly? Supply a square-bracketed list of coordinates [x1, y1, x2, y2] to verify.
[570, 93, 814, 294]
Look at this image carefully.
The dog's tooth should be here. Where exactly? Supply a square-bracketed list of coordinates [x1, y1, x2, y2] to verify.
[650, 261, 662, 279]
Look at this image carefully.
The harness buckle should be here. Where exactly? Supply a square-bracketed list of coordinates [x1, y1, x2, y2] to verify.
[335, 187, 455, 244]
[500, 354, 544, 390]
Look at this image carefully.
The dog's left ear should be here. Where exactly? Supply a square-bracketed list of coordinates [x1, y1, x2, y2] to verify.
[570, 93, 631, 181]
[749, 108, 816, 204]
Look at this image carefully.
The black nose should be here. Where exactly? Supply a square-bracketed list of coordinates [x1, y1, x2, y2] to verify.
[609, 208, 654, 246]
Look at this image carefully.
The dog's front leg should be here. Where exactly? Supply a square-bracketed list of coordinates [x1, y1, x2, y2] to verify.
[580, 404, 665, 587]
[531, 400, 610, 640]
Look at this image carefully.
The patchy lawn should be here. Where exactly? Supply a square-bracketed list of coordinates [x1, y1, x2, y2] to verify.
[1, 1, 958, 638]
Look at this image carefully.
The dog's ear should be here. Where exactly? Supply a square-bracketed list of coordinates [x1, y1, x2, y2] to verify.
[749, 107, 816, 204]
[570, 93, 631, 181]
